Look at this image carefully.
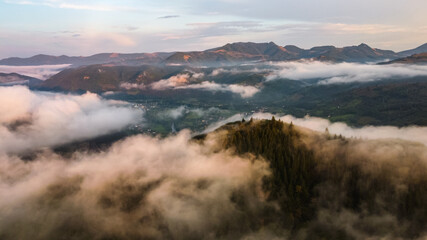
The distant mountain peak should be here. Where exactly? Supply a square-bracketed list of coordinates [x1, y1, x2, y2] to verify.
[357, 43, 372, 49]
[414, 43, 427, 49]
[398, 43, 427, 57]
[213, 41, 280, 51]
[381, 52, 427, 65]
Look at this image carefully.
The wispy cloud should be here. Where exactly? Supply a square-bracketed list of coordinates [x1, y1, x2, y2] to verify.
[204, 112, 427, 146]
[157, 20, 266, 41]
[187, 21, 265, 35]
[126, 26, 139, 31]
[158, 106, 219, 119]
[120, 82, 146, 90]
[151, 73, 195, 90]
[149, 73, 259, 98]
[266, 61, 427, 84]
[176, 81, 260, 98]
[320, 23, 406, 35]
[158, 15, 180, 19]
[0, 64, 71, 80]
[154, 20, 419, 52]
[2, 0, 427, 58]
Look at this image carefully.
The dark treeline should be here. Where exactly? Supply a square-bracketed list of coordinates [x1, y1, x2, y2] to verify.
[223, 118, 317, 229]
[220, 118, 427, 239]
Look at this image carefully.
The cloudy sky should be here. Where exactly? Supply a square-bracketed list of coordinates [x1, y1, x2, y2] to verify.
[1, 0, 426, 58]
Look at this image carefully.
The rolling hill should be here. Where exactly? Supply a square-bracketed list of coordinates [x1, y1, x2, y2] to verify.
[0, 72, 42, 86]
[39, 65, 187, 92]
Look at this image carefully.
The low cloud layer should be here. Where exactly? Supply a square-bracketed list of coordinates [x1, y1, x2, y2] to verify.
[205, 112, 427, 146]
[176, 81, 259, 98]
[274, 114, 427, 145]
[120, 82, 146, 90]
[266, 61, 427, 84]
[0, 131, 273, 239]
[209, 67, 263, 76]
[151, 73, 259, 98]
[0, 114, 426, 239]
[159, 106, 219, 119]
[0, 86, 143, 154]
[151, 73, 194, 90]
[161, 105, 188, 119]
[0, 64, 71, 80]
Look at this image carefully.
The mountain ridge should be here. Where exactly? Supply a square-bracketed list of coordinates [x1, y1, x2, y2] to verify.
[397, 43, 427, 57]
[0, 52, 174, 67]
[381, 52, 427, 65]
[2, 42, 426, 66]
[164, 42, 426, 65]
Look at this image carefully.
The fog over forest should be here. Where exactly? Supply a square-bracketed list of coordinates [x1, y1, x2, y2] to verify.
[0, 86, 426, 239]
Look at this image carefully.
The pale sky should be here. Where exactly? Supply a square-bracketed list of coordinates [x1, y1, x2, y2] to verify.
[0, 0, 426, 58]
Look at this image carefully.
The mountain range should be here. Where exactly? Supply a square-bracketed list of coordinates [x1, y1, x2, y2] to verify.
[1, 42, 426, 66]
[0, 52, 173, 67]
[165, 42, 400, 65]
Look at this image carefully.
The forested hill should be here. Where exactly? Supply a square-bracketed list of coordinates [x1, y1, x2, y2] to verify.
[196, 119, 427, 239]
[222, 118, 317, 229]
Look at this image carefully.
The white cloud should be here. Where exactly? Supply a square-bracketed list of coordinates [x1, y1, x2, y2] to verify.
[159, 106, 219, 119]
[210, 68, 227, 76]
[150, 73, 258, 98]
[266, 61, 427, 84]
[163, 105, 187, 119]
[120, 82, 146, 90]
[0, 64, 71, 80]
[176, 81, 259, 98]
[209, 67, 262, 76]
[276, 114, 427, 146]
[0, 86, 143, 154]
[151, 73, 192, 90]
